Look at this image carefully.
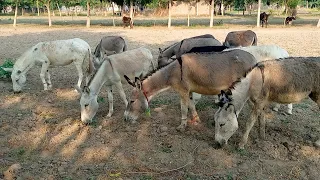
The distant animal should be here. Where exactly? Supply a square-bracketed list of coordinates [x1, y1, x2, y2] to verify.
[122, 16, 133, 29]
[260, 12, 269, 28]
[223, 30, 258, 47]
[158, 34, 222, 67]
[214, 57, 320, 149]
[93, 36, 127, 67]
[284, 16, 296, 25]
[5, 38, 92, 93]
[76, 47, 154, 124]
[124, 49, 257, 131]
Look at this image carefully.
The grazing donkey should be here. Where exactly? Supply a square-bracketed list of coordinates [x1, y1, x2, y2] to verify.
[6, 38, 92, 93]
[76, 47, 154, 124]
[158, 34, 222, 67]
[260, 12, 270, 28]
[214, 57, 320, 149]
[122, 16, 133, 29]
[124, 49, 257, 131]
[223, 30, 257, 47]
[93, 36, 127, 66]
[284, 16, 296, 26]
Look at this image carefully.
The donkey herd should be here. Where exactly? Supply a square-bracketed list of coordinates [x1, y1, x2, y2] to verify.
[2, 29, 319, 150]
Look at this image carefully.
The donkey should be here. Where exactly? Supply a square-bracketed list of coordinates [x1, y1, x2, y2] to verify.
[157, 34, 222, 67]
[6, 38, 92, 93]
[223, 30, 257, 48]
[93, 36, 127, 67]
[76, 47, 154, 124]
[122, 16, 133, 29]
[124, 49, 257, 131]
[184, 45, 293, 114]
[260, 12, 270, 28]
[214, 57, 320, 149]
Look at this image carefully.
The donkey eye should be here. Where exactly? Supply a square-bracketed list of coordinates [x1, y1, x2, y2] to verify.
[130, 100, 135, 103]
[220, 123, 226, 128]
[84, 104, 89, 107]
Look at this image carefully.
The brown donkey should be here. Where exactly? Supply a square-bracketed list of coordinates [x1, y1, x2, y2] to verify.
[124, 49, 257, 131]
[214, 57, 320, 149]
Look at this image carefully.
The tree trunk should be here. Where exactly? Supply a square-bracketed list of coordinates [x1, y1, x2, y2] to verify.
[168, 0, 172, 28]
[37, 0, 40, 16]
[209, 0, 214, 27]
[21, 7, 24, 16]
[196, 0, 199, 16]
[256, 0, 261, 27]
[221, 0, 224, 16]
[187, 4, 190, 27]
[130, 0, 133, 18]
[317, 19, 320, 27]
[86, 1, 90, 28]
[46, 1, 52, 27]
[13, 0, 18, 27]
[57, 3, 62, 17]
[112, 2, 115, 26]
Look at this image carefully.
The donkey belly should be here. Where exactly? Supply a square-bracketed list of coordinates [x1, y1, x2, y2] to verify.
[190, 85, 224, 95]
[269, 91, 311, 104]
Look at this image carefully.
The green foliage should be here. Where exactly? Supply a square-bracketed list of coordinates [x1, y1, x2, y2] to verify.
[0, 59, 14, 79]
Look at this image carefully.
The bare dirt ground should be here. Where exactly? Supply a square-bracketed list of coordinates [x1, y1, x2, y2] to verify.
[0, 25, 319, 180]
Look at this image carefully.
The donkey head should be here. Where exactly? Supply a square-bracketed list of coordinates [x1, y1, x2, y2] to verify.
[76, 86, 99, 124]
[124, 75, 149, 123]
[214, 90, 239, 147]
[11, 69, 26, 93]
[157, 48, 170, 68]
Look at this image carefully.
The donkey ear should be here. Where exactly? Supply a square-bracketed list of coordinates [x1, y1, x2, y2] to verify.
[124, 75, 135, 87]
[84, 86, 90, 94]
[134, 77, 142, 90]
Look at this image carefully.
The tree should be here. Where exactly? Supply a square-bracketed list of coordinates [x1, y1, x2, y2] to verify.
[13, 0, 19, 27]
[168, 0, 171, 27]
[257, 0, 261, 27]
[209, 0, 214, 27]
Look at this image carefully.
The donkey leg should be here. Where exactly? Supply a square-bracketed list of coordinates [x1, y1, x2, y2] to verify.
[177, 95, 189, 132]
[106, 86, 114, 118]
[188, 96, 200, 125]
[287, 103, 293, 115]
[239, 106, 259, 149]
[74, 62, 84, 89]
[45, 70, 52, 90]
[40, 61, 50, 90]
[272, 103, 280, 112]
[258, 110, 266, 140]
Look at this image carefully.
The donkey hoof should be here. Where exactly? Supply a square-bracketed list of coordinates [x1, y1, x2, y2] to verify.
[176, 125, 186, 132]
[107, 113, 113, 118]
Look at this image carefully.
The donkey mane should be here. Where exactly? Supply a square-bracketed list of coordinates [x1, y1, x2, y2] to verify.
[225, 62, 264, 92]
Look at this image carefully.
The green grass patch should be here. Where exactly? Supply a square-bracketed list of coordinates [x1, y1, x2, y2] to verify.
[0, 59, 14, 79]
[8, 147, 26, 159]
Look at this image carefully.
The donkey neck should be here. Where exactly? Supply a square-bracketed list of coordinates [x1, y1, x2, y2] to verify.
[163, 42, 179, 57]
[141, 66, 172, 100]
[88, 62, 110, 95]
[229, 71, 254, 116]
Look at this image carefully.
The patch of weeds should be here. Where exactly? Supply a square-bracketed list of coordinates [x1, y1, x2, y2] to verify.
[150, 98, 173, 108]
[63, 177, 73, 180]
[226, 172, 233, 180]
[87, 176, 96, 180]
[195, 100, 214, 111]
[8, 147, 26, 159]
[160, 146, 173, 153]
[234, 148, 250, 157]
[97, 96, 105, 103]
[89, 117, 98, 128]
[280, 118, 290, 124]
[0, 59, 14, 79]
[139, 175, 153, 180]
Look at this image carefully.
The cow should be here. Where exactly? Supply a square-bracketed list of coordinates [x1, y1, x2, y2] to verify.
[260, 12, 269, 28]
[284, 16, 296, 26]
[122, 16, 133, 29]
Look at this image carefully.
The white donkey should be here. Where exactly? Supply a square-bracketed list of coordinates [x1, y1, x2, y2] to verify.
[5, 38, 92, 93]
[76, 47, 154, 124]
